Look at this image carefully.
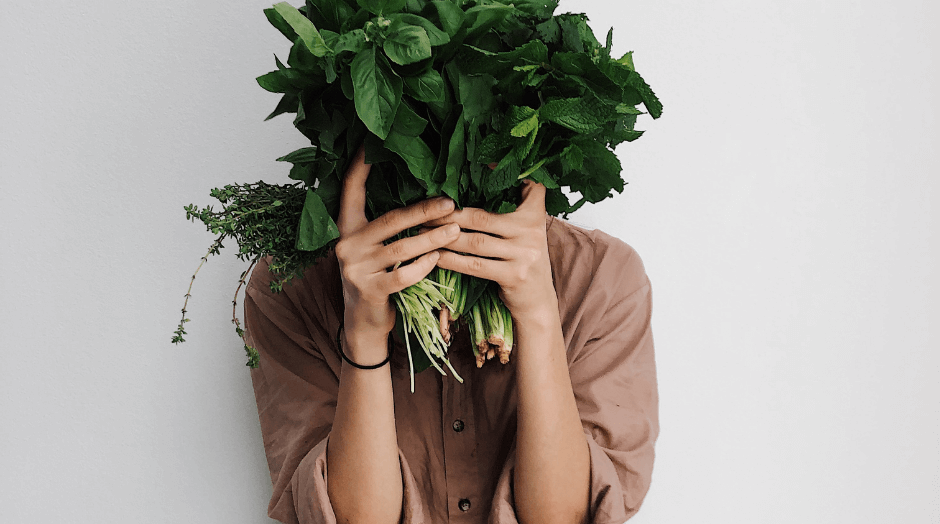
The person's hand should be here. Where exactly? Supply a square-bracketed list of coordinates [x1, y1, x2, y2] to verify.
[425, 179, 556, 322]
[336, 146, 460, 362]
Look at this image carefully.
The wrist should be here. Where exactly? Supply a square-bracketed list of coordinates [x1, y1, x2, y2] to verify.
[512, 299, 561, 331]
[341, 325, 392, 368]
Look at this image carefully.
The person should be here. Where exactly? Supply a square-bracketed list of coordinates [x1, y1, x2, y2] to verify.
[242, 146, 659, 524]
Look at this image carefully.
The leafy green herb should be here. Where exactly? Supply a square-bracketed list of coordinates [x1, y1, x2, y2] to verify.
[175, 0, 662, 386]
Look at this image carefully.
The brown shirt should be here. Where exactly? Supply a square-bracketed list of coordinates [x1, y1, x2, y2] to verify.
[243, 216, 659, 524]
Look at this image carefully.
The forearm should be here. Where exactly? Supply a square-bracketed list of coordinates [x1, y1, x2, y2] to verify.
[513, 303, 591, 524]
[327, 332, 403, 524]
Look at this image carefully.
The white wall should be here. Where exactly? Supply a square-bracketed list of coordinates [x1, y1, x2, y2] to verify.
[1, 1, 936, 523]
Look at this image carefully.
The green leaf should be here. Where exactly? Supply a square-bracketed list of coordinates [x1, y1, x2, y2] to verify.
[510, 109, 539, 137]
[496, 201, 517, 214]
[390, 101, 427, 136]
[287, 37, 319, 70]
[263, 7, 298, 42]
[264, 93, 298, 121]
[277, 146, 320, 164]
[356, 0, 406, 15]
[403, 68, 445, 102]
[485, 151, 520, 198]
[512, 0, 559, 18]
[523, 164, 559, 189]
[333, 29, 368, 55]
[273, 2, 332, 57]
[431, 0, 466, 37]
[387, 13, 450, 46]
[296, 189, 340, 251]
[568, 139, 623, 202]
[288, 163, 315, 185]
[535, 17, 560, 44]
[559, 143, 584, 174]
[256, 69, 308, 93]
[617, 51, 635, 71]
[351, 46, 403, 139]
[384, 130, 436, 187]
[443, 111, 465, 201]
[383, 23, 432, 65]
[541, 95, 615, 133]
[622, 69, 663, 119]
[464, 3, 514, 40]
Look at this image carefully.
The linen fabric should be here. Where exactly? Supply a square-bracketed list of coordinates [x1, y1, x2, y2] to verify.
[242, 216, 659, 524]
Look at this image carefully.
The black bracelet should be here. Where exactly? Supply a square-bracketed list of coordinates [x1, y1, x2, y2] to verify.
[336, 320, 393, 370]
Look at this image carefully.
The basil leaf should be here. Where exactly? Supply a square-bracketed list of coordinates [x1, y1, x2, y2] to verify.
[383, 23, 432, 65]
[356, 0, 407, 16]
[264, 93, 298, 121]
[296, 189, 340, 251]
[443, 111, 465, 201]
[333, 29, 368, 55]
[277, 147, 320, 164]
[385, 129, 436, 189]
[273, 2, 332, 57]
[263, 7, 298, 42]
[390, 101, 428, 136]
[351, 46, 402, 140]
[387, 13, 450, 46]
[403, 68, 445, 102]
[431, 0, 466, 37]
[256, 69, 308, 94]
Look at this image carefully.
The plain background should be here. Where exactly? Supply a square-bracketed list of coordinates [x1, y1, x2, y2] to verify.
[1, 0, 936, 522]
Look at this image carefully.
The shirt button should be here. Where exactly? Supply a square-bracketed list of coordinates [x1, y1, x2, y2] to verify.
[452, 419, 465, 433]
[458, 498, 471, 512]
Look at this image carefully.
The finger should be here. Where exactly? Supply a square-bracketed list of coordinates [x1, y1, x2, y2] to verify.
[381, 250, 442, 294]
[517, 179, 547, 212]
[338, 145, 370, 235]
[442, 230, 514, 260]
[436, 250, 508, 282]
[422, 207, 513, 238]
[362, 197, 455, 244]
[375, 223, 460, 269]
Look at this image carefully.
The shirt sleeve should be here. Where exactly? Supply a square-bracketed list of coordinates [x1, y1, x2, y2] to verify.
[242, 256, 431, 524]
[487, 238, 659, 524]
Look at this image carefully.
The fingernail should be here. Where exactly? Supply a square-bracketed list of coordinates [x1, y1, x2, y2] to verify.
[437, 198, 454, 211]
[445, 223, 459, 236]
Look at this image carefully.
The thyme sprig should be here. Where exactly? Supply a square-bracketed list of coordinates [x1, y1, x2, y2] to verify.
[174, 181, 322, 367]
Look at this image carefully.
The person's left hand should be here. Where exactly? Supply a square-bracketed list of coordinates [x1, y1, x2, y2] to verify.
[424, 179, 557, 322]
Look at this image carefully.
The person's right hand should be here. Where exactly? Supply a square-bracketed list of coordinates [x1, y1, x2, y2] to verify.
[335, 146, 459, 364]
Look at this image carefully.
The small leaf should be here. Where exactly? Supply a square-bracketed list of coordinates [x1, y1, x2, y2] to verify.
[273, 2, 332, 57]
[403, 68, 445, 102]
[510, 111, 539, 137]
[256, 69, 308, 94]
[356, 0, 406, 15]
[387, 13, 450, 46]
[383, 23, 432, 65]
[333, 29, 368, 55]
[443, 111, 465, 201]
[263, 7, 298, 42]
[277, 146, 320, 164]
[264, 93, 298, 121]
[384, 129, 436, 188]
[431, 0, 466, 37]
[296, 189, 340, 251]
